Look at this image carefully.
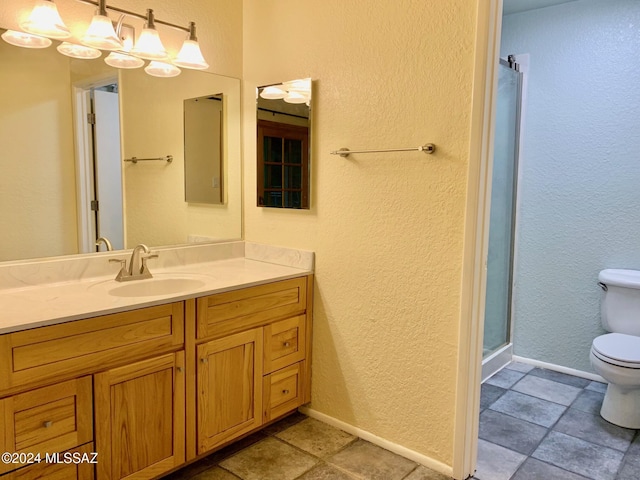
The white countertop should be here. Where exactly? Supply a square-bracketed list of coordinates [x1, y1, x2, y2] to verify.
[0, 242, 313, 334]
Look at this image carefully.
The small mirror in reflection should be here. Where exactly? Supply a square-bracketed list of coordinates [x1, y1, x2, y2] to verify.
[257, 78, 311, 209]
[184, 94, 224, 205]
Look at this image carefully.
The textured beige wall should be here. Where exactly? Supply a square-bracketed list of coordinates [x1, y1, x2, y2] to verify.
[243, 0, 478, 466]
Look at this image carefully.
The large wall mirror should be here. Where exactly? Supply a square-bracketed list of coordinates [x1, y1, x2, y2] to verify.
[0, 29, 241, 263]
[257, 78, 311, 209]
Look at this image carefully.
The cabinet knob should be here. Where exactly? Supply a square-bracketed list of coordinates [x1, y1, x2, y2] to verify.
[43, 421, 53, 428]
[176, 366, 184, 373]
[283, 341, 291, 348]
[282, 389, 290, 395]
[200, 358, 208, 364]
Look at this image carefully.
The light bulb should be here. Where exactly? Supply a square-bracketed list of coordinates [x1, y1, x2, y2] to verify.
[144, 61, 180, 78]
[105, 52, 144, 69]
[283, 91, 307, 104]
[57, 42, 102, 59]
[20, 0, 70, 40]
[1, 30, 52, 48]
[174, 22, 208, 70]
[260, 85, 287, 100]
[81, 14, 122, 50]
[131, 9, 168, 60]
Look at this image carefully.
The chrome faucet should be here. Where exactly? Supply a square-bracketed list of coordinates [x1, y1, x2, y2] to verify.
[95, 237, 113, 252]
[109, 244, 158, 282]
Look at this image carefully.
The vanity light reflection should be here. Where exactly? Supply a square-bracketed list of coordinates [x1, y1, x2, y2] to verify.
[257, 78, 312, 209]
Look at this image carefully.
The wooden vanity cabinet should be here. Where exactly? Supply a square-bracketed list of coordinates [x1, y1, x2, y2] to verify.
[0, 302, 185, 480]
[194, 276, 313, 455]
[0, 377, 93, 475]
[0, 275, 313, 480]
[1, 444, 96, 480]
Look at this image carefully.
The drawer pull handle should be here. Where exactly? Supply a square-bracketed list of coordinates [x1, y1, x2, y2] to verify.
[283, 342, 291, 348]
[43, 421, 53, 428]
[282, 389, 290, 395]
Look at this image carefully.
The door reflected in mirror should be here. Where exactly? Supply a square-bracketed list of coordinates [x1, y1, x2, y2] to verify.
[184, 94, 224, 205]
[257, 78, 311, 209]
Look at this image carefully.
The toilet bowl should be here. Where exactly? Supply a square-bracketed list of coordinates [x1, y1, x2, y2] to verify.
[590, 333, 640, 428]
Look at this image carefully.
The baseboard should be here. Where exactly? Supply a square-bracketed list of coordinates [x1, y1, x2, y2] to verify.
[298, 406, 453, 478]
[512, 355, 606, 383]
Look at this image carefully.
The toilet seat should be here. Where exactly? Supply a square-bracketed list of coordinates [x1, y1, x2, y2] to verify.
[592, 333, 640, 368]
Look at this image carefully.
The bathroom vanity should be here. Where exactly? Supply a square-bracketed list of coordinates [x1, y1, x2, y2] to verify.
[0, 242, 313, 480]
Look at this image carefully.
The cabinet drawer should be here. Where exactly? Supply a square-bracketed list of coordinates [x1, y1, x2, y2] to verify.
[197, 277, 306, 340]
[263, 362, 304, 423]
[0, 303, 184, 392]
[263, 315, 306, 374]
[2, 443, 95, 480]
[0, 377, 93, 474]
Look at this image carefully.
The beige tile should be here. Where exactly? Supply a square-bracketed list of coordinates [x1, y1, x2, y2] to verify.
[326, 439, 417, 480]
[192, 467, 241, 479]
[404, 465, 451, 480]
[219, 437, 318, 480]
[297, 463, 358, 479]
[262, 411, 308, 436]
[161, 459, 215, 479]
[275, 418, 356, 458]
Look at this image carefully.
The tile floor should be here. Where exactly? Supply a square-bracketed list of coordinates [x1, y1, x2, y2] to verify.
[161, 362, 640, 480]
[474, 362, 640, 480]
[161, 412, 450, 480]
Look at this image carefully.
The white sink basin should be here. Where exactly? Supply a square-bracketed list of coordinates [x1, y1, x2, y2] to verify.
[89, 274, 209, 298]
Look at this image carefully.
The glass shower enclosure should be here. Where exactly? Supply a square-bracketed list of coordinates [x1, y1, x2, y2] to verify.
[482, 57, 523, 378]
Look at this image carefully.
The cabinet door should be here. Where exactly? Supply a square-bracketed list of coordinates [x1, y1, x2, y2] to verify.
[197, 328, 263, 454]
[94, 352, 185, 480]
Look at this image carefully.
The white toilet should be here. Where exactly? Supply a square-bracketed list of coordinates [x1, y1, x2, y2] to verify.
[590, 269, 640, 428]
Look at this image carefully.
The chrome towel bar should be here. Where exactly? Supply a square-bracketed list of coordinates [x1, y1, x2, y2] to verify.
[330, 143, 435, 158]
[124, 155, 173, 164]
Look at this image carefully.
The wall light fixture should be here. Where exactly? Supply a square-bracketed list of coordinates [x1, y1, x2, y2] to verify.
[2, 0, 210, 77]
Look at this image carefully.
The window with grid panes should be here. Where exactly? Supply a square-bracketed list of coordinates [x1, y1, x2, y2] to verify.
[257, 120, 309, 208]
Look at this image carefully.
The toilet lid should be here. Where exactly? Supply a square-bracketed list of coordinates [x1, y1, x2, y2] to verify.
[592, 333, 640, 365]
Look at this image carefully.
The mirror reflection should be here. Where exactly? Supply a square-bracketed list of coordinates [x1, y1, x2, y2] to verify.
[184, 94, 223, 205]
[257, 78, 311, 209]
[0, 30, 241, 263]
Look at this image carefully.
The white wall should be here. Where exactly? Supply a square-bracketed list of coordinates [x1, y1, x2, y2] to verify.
[0, 41, 78, 261]
[502, 0, 640, 372]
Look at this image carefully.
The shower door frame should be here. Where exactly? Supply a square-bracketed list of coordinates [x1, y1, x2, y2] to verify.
[481, 57, 523, 381]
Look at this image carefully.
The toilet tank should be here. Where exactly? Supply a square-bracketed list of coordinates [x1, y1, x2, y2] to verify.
[599, 269, 640, 336]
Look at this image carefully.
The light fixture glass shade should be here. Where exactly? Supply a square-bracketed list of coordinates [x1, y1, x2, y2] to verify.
[20, 0, 71, 40]
[174, 39, 208, 70]
[105, 52, 144, 69]
[284, 79, 311, 94]
[131, 27, 167, 60]
[283, 91, 307, 104]
[57, 42, 101, 59]
[144, 61, 180, 77]
[81, 14, 123, 50]
[260, 85, 287, 100]
[1, 29, 52, 48]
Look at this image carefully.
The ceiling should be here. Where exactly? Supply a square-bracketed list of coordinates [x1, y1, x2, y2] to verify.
[503, 0, 580, 15]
